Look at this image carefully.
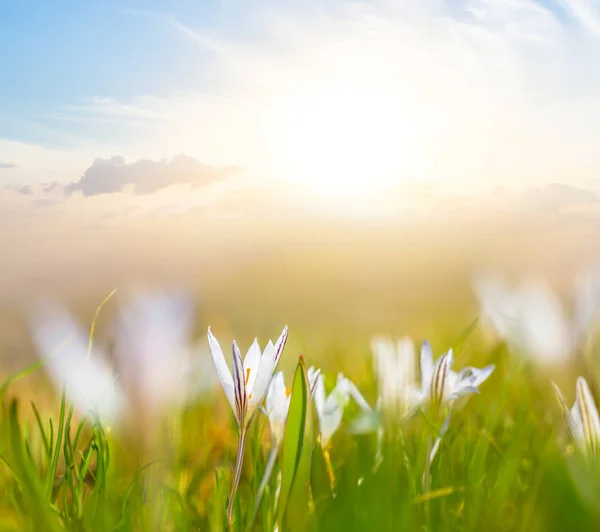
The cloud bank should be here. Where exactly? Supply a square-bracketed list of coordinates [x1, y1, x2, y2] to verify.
[64, 154, 239, 196]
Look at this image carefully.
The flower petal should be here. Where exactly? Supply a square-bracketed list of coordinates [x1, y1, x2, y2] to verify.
[313, 371, 327, 417]
[30, 304, 125, 424]
[430, 349, 453, 415]
[320, 393, 345, 446]
[247, 340, 275, 414]
[232, 340, 247, 427]
[243, 338, 262, 395]
[337, 374, 372, 413]
[115, 291, 195, 413]
[307, 366, 321, 395]
[420, 340, 434, 391]
[274, 325, 289, 366]
[576, 377, 600, 455]
[552, 381, 576, 441]
[266, 371, 289, 446]
[207, 328, 236, 413]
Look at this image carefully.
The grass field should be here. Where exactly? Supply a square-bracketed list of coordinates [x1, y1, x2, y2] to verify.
[0, 274, 598, 532]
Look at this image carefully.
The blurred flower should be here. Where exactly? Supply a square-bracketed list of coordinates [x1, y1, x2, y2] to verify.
[265, 369, 320, 448]
[553, 377, 600, 457]
[114, 291, 199, 417]
[30, 290, 201, 426]
[30, 303, 125, 424]
[413, 341, 495, 416]
[412, 341, 494, 467]
[207, 326, 288, 431]
[474, 271, 600, 365]
[371, 336, 417, 419]
[309, 366, 371, 446]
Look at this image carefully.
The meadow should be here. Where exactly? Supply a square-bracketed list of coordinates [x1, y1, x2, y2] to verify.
[0, 219, 599, 531]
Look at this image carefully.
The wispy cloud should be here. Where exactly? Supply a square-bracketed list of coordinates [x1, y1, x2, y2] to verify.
[0, 162, 17, 169]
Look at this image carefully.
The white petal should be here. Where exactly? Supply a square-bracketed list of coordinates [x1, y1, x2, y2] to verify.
[570, 401, 585, 446]
[207, 328, 236, 413]
[455, 365, 495, 390]
[337, 374, 372, 413]
[515, 282, 572, 364]
[430, 349, 453, 411]
[573, 271, 600, 340]
[247, 340, 275, 414]
[471, 365, 495, 388]
[552, 381, 576, 441]
[371, 337, 395, 385]
[243, 338, 262, 395]
[273, 325, 289, 367]
[420, 340, 434, 390]
[30, 305, 125, 424]
[320, 397, 344, 446]
[313, 372, 327, 417]
[397, 337, 416, 388]
[232, 340, 247, 426]
[448, 384, 479, 401]
[576, 377, 600, 454]
[308, 367, 321, 395]
[115, 291, 194, 413]
[266, 372, 289, 446]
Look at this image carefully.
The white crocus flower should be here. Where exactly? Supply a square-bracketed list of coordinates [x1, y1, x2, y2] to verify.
[474, 271, 600, 365]
[207, 326, 288, 431]
[207, 325, 288, 525]
[265, 372, 292, 448]
[371, 336, 417, 419]
[553, 377, 600, 457]
[265, 369, 320, 448]
[30, 291, 197, 426]
[413, 341, 495, 414]
[413, 341, 494, 464]
[310, 367, 372, 446]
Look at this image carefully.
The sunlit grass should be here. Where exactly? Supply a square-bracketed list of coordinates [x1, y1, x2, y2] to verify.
[0, 302, 598, 531]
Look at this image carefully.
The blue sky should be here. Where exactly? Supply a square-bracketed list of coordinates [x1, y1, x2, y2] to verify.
[2, 0, 600, 199]
[0, 1, 228, 148]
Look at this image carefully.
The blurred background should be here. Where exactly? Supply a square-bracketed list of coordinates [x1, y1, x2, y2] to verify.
[3, 0, 600, 374]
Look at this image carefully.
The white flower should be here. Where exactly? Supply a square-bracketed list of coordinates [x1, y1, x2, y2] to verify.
[309, 367, 371, 446]
[413, 341, 495, 415]
[30, 303, 125, 424]
[265, 369, 320, 448]
[207, 326, 288, 430]
[553, 377, 600, 457]
[114, 291, 198, 415]
[371, 336, 417, 419]
[30, 290, 197, 425]
[474, 271, 600, 365]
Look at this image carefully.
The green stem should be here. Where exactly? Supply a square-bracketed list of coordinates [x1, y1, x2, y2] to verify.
[227, 427, 248, 527]
[249, 444, 280, 530]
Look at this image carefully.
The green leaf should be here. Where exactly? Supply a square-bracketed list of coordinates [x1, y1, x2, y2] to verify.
[452, 318, 479, 356]
[311, 436, 334, 524]
[278, 356, 314, 531]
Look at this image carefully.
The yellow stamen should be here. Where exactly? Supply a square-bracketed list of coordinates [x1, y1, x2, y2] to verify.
[285, 387, 291, 397]
[245, 368, 251, 386]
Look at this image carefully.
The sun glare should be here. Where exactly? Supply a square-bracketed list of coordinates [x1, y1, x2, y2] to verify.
[265, 83, 425, 200]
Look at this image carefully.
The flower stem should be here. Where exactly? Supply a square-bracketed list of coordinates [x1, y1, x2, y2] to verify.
[227, 427, 248, 526]
[249, 444, 280, 529]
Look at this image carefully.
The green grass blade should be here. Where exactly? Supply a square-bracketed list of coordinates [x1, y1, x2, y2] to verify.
[278, 355, 314, 531]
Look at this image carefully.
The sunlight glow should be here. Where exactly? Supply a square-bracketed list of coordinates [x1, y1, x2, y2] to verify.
[264, 83, 428, 200]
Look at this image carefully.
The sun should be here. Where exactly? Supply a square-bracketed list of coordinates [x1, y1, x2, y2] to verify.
[264, 82, 424, 201]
